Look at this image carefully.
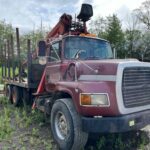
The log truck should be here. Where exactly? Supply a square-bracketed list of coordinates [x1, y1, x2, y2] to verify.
[1, 4, 150, 150]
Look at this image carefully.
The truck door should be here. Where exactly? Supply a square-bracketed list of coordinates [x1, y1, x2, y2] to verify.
[45, 41, 61, 91]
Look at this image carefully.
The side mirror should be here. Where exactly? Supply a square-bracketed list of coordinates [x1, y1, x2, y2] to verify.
[38, 40, 46, 56]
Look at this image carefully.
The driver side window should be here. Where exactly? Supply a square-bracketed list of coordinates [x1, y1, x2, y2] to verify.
[49, 42, 61, 62]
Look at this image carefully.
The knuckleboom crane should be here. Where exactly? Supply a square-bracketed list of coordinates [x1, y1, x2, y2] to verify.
[33, 4, 94, 96]
[46, 4, 93, 41]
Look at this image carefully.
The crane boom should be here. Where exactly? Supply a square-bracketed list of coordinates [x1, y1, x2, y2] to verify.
[46, 13, 72, 40]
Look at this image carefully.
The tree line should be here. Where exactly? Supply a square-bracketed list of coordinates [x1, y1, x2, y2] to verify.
[0, 20, 48, 64]
[0, 0, 150, 62]
[89, 0, 150, 61]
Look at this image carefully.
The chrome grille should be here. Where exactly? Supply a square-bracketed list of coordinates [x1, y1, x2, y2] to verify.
[122, 67, 150, 108]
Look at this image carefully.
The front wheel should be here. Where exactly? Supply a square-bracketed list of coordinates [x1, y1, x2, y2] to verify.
[51, 98, 88, 150]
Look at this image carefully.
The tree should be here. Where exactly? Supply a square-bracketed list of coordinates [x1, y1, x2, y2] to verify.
[134, 0, 150, 30]
[0, 19, 48, 65]
[19, 26, 48, 61]
[104, 14, 125, 58]
[123, 13, 142, 58]
[0, 20, 14, 64]
[125, 30, 144, 59]
[140, 31, 150, 61]
[88, 16, 107, 38]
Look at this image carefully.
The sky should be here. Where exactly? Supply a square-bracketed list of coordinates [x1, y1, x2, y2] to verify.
[0, 0, 145, 34]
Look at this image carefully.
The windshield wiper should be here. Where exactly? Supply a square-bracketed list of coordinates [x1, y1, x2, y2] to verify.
[73, 49, 86, 59]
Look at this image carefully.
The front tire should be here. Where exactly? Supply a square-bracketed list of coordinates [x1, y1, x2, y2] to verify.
[51, 98, 88, 150]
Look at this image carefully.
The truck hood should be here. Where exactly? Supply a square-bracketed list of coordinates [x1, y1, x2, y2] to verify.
[76, 59, 139, 79]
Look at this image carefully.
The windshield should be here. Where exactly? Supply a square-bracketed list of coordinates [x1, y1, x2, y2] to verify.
[64, 36, 113, 60]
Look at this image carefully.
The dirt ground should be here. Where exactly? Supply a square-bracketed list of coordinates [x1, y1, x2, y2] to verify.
[0, 95, 150, 150]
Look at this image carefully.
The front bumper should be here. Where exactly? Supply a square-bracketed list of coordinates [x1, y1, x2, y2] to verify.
[82, 109, 150, 133]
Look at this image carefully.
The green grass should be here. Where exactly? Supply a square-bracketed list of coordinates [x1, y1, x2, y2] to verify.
[0, 66, 4, 90]
[0, 96, 149, 150]
[95, 132, 150, 150]
[0, 107, 14, 140]
[0, 66, 19, 78]
[0, 65, 22, 83]
[0, 84, 4, 91]
[0, 67, 2, 83]
[0, 97, 14, 140]
[0, 96, 54, 149]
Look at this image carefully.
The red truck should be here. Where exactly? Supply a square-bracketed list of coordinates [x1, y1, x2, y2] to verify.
[1, 4, 150, 150]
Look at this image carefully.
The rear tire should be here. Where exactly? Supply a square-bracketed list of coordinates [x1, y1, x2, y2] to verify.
[12, 86, 21, 107]
[5, 85, 13, 103]
[51, 98, 88, 150]
[22, 89, 31, 106]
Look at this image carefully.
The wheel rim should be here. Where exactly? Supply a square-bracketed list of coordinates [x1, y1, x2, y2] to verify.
[54, 111, 68, 140]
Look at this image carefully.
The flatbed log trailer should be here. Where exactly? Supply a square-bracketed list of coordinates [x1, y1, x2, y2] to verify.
[1, 28, 45, 106]
[1, 4, 150, 150]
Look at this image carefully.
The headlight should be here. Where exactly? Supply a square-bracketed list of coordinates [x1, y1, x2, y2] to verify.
[80, 93, 110, 106]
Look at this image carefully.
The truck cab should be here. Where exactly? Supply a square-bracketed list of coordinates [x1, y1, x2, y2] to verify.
[45, 35, 112, 82]
[37, 34, 150, 150]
